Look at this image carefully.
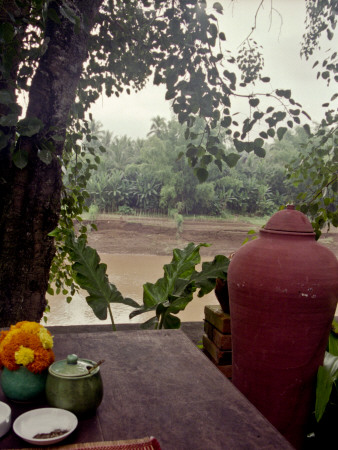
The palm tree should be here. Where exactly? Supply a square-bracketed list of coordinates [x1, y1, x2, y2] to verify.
[87, 119, 104, 139]
[147, 116, 168, 139]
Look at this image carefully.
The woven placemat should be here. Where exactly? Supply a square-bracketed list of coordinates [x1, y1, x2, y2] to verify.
[13, 436, 161, 450]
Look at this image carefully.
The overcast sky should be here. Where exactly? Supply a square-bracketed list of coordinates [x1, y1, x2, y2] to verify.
[90, 0, 337, 139]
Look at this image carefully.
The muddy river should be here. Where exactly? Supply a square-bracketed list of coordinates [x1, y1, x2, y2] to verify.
[45, 253, 219, 326]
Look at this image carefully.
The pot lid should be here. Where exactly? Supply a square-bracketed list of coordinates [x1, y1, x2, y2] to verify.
[263, 205, 315, 234]
[48, 354, 96, 378]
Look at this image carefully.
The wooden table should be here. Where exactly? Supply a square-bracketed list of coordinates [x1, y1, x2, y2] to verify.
[0, 328, 292, 449]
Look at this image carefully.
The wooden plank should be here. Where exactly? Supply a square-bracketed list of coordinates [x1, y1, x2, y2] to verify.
[217, 364, 233, 379]
[202, 334, 232, 365]
[204, 321, 232, 350]
[204, 304, 231, 333]
[204, 351, 233, 379]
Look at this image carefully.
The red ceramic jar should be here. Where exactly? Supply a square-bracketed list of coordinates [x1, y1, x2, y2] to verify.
[227, 206, 338, 449]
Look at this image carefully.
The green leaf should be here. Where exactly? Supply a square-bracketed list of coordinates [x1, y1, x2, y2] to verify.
[59, 5, 77, 24]
[315, 352, 338, 422]
[303, 124, 311, 136]
[329, 331, 338, 357]
[165, 90, 176, 100]
[221, 116, 232, 128]
[192, 255, 229, 297]
[38, 149, 53, 165]
[17, 117, 43, 137]
[201, 154, 212, 166]
[277, 127, 287, 141]
[254, 138, 264, 147]
[65, 232, 139, 328]
[213, 2, 223, 14]
[47, 7, 61, 24]
[130, 243, 209, 328]
[0, 113, 18, 126]
[234, 139, 246, 152]
[309, 203, 318, 215]
[249, 98, 260, 107]
[195, 167, 209, 182]
[223, 152, 240, 168]
[163, 313, 181, 329]
[331, 320, 338, 337]
[254, 147, 266, 158]
[327, 29, 334, 40]
[140, 316, 159, 330]
[12, 148, 28, 169]
[223, 70, 236, 86]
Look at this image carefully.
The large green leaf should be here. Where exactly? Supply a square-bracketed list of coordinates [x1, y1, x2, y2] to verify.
[223, 152, 240, 168]
[65, 233, 139, 327]
[0, 113, 18, 126]
[17, 117, 43, 137]
[12, 148, 28, 169]
[329, 321, 338, 356]
[129, 242, 229, 329]
[193, 255, 229, 297]
[315, 352, 338, 422]
[141, 243, 207, 310]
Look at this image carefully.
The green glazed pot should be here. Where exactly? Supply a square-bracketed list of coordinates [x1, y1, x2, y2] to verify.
[1, 366, 47, 402]
[45, 354, 103, 416]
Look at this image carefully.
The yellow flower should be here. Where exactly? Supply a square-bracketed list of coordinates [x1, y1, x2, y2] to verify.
[15, 346, 35, 366]
[38, 328, 53, 349]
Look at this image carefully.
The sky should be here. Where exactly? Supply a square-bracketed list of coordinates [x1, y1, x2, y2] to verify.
[89, 0, 337, 139]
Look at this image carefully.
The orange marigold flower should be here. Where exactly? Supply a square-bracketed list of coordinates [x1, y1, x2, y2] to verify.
[0, 321, 55, 373]
[28, 348, 55, 374]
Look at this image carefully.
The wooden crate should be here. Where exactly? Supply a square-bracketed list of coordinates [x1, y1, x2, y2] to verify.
[204, 304, 231, 333]
[204, 321, 232, 350]
[203, 305, 232, 379]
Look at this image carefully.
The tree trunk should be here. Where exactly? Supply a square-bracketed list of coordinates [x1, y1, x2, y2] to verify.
[0, 0, 103, 327]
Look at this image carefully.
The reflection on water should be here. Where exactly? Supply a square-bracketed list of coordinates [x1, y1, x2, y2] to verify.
[45, 254, 219, 326]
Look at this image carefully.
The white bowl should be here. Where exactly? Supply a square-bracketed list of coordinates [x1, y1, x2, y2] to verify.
[0, 401, 11, 438]
[13, 407, 78, 446]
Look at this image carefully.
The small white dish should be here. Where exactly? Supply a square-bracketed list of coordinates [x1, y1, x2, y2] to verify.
[13, 407, 78, 446]
[0, 401, 11, 437]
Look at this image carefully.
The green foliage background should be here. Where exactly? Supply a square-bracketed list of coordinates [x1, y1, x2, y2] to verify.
[67, 116, 336, 226]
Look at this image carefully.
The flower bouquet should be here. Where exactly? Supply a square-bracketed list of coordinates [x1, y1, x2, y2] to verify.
[0, 321, 55, 401]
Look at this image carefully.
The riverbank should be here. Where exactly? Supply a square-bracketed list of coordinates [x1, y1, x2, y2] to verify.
[86, 214, 338, 258]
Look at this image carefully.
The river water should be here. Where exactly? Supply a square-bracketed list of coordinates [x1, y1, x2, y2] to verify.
[45, 253, 219, 326]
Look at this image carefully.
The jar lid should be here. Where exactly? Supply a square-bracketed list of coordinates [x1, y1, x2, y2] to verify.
[263, 205, 315, 235]
[48, 354, 96, 378]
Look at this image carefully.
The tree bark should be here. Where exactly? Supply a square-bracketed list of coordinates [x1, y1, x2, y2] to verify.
[0, 0, 103, 326]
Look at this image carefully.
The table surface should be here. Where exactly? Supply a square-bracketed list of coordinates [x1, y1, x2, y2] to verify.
[0, 328, 292, 449]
